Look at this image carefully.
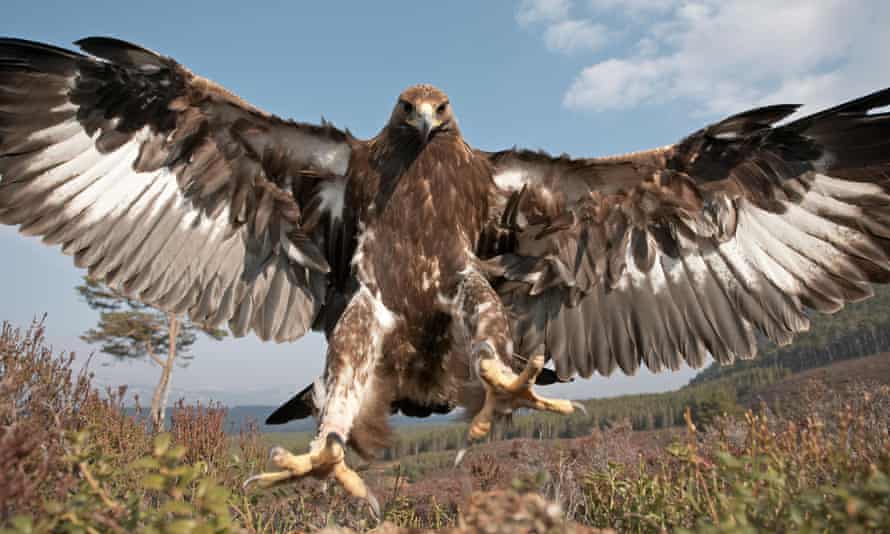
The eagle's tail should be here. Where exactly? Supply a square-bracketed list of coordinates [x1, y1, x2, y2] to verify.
[265, 383, 315, 425]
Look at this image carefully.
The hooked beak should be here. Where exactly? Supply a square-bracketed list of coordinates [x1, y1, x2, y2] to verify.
[412, 103, 439, 143]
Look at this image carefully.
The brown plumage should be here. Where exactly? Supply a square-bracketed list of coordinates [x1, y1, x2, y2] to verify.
[4, 37, 890, 486]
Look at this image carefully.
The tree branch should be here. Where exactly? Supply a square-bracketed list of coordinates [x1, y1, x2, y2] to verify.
[148, 351, 164, 367]
[78, 461, 124, 516]
[144, 340, 164, 367]
[168, 313, 179, 360]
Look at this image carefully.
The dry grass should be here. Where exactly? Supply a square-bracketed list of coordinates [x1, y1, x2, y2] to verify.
[0, 319, 149, 521]
[1, 320, 889, 533]
[171, 399, 229, 466]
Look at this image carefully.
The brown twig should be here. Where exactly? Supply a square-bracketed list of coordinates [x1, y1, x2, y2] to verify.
[77, 461, 124, 515]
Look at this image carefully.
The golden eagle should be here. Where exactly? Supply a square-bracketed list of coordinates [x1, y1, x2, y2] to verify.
[3, 37, 890, 513]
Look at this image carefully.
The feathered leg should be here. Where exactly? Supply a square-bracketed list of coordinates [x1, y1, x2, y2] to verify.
[453, 270, 584, 465]
[244, 286, 393, 518]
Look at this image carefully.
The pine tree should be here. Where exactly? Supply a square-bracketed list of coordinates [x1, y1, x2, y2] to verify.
[76, 277, 226, 430]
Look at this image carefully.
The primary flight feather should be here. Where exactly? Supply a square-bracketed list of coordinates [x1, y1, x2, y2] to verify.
[3, 36, 890, 513]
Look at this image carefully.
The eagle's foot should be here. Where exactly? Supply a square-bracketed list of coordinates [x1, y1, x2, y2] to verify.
[243, 434, 380, 518]
[469, 354, 585, 441]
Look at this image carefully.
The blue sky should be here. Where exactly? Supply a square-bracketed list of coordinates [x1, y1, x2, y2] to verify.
[1, 1, 887, 405]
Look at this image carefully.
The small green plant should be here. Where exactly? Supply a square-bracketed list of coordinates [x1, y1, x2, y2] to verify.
[577, 397, 890, 533]
[1, 433, 233, 534]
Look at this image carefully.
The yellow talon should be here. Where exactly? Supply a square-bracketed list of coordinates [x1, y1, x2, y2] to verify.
[469, 387, 496, 440]
[243, 434, 380, 518]
[467, 355, 585, 442]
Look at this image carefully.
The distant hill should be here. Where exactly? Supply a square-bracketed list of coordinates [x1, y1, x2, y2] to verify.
[142, 403, 460, 435]
[691, 284, 890, 386]
[739, 352, 890, 413]
[224, 405, 458, 434]
[225, 405, 314, 433]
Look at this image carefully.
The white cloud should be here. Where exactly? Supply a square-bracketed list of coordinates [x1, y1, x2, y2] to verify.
[564, 59, 664, 110]
[534, 0, 890, 116]
[516, 0, 571, 27]
[588, 0, 673, 14]
[518, 0, 609, 56]
[543, 20, 610, 53]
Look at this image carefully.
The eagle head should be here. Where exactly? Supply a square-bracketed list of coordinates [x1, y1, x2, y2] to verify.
[391, 84, 456, 143]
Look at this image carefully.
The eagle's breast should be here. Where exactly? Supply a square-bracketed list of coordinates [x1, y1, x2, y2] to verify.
[350, 137, 491, 320]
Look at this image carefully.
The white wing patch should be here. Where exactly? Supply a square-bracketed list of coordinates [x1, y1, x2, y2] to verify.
[493, 169, 528, 191]
[317, 177, 347, 222]
[2, 122, 320, 342]
[288, 129, 351, 177]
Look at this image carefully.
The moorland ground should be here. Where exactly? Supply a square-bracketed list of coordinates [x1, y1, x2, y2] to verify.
[2, 321, 890, 532]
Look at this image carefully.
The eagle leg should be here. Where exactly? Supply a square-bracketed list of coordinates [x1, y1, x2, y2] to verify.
[453, 271, 584, 464]
[452, 271, 514, 438]
[244, 286, 391, 520]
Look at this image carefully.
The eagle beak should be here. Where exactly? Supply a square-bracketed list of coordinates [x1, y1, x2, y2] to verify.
[416, 103, 438, 142]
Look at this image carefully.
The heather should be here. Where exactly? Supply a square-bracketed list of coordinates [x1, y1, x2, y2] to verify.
[2, 320, 889, 532]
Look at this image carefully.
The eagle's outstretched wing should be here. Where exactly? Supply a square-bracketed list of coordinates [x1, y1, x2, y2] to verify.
[479, 88, 890, 380]
[0, 37, 353, 342]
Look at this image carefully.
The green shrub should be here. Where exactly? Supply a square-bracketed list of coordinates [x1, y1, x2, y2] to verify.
[1, 433, 233, 534]
[578, 391, 890, 533]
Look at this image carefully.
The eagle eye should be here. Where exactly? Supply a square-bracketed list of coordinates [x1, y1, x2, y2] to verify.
[401, 101, 413, 114]
[437, 102, 448, 114]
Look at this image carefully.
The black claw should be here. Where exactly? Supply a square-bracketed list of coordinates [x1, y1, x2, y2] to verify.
[326, 432, 346, 449]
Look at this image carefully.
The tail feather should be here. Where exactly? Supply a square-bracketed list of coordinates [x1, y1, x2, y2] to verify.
[265, 383, 315, 425]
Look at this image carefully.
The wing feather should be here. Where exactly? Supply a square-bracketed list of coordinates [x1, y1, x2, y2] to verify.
[481, 87, 890, 377]
[0, 37, 355, 342]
